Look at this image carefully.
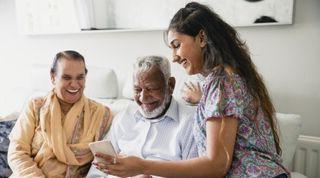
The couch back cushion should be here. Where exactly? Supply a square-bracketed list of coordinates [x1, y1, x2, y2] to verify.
[122, 75, 134, 99]
[85, 66, 118, 99]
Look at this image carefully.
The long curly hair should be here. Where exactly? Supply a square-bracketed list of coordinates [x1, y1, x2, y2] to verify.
[166, 2, 281, 155]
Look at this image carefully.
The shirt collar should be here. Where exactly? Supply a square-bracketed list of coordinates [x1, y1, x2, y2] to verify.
[133, 97, 179, 123]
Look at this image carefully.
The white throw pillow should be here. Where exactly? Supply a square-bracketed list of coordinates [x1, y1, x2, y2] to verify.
[30, 64, 52, 93]
[122, 75, 134, 99]
[85, 67, 118, 99]
[276, 113, 302, 170]
[0, 64, 45, 118]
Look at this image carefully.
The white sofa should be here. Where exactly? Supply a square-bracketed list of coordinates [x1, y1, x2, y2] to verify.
[0, 66, 307, 177]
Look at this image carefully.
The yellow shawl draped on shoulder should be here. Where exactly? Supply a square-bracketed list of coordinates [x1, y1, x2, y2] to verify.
[38, 91, 108, 166]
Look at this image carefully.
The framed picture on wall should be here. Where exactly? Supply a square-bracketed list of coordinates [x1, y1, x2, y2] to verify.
[83, 0, 295, 30]
[15, 0, 295, 34]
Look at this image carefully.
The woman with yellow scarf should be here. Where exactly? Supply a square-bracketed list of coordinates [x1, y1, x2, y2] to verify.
[8, 50, 112, 178]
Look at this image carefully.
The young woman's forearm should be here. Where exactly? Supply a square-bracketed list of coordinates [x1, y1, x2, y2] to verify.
[142, 156, 227, 178]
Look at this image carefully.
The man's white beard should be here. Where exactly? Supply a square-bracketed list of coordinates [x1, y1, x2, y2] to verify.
[138, 93, 171, 119]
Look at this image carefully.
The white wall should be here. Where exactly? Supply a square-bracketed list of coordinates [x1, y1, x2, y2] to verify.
[0, 0, 319, 136]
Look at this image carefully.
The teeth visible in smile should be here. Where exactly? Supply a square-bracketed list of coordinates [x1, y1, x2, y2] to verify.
[67, 89, 79, 93]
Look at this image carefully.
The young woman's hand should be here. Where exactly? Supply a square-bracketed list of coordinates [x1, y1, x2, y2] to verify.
[93, 153, 145, 177]
[182, 81, 202, 105]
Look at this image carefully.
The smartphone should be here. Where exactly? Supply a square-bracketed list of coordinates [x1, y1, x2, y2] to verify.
[89, 140, 116, 163]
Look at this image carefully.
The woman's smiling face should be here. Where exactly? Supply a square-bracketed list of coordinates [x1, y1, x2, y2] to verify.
[168, 30, 206, 75]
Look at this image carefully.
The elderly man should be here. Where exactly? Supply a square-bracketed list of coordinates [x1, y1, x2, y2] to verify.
[8, 50, 112, 177]
[87, 56, 197, 178]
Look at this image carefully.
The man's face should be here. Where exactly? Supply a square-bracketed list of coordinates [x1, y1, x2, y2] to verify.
[51, 58, 86, 104]
[133, 66, 173, 118]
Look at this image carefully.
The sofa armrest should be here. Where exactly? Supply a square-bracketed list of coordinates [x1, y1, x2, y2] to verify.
[276, 113, 302, 170]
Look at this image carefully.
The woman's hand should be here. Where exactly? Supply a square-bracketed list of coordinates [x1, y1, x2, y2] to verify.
[182, 81, 202, 105]
[93, 153, 145, 177]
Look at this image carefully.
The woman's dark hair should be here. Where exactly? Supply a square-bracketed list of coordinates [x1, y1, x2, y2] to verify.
[166, 2, 281, 154]
[50, 50, 88, 75]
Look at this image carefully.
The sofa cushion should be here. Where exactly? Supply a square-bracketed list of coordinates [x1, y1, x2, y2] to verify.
[85, 67, 118, 99]
[30, 64, 51, 93]
[122, 76, 134, 99]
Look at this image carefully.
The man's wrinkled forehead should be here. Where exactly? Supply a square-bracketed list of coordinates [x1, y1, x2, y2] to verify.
[134, 66, 165, 84]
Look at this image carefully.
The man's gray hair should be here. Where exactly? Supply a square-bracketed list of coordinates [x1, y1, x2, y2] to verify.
[133, 55, 171, 82]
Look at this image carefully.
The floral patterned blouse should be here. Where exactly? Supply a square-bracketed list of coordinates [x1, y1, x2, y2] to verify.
[193, 70, 289, 178]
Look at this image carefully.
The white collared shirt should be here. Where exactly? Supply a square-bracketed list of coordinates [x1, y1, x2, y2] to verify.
[87, 98, 197, 178]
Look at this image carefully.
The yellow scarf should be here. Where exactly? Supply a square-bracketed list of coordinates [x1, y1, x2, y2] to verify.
[38, 91, 106, 166]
